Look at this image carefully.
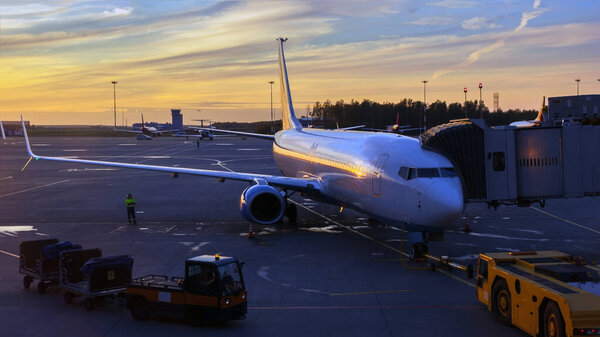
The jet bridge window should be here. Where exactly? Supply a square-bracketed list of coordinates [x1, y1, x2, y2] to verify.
[492, 152, 505, 171]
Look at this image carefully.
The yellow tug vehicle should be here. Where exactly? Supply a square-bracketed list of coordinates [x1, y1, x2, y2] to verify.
[476, 251, 600, 337]
[126, 254, 247, 326]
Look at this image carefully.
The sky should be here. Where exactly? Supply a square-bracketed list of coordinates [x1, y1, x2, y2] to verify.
[1, 0, 599, 125]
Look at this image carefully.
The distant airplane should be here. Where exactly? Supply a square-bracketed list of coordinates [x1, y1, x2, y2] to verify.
[114, 114, 178, 136]
[509, 96, 546, 128]
[21, 38, 463, 256]
[182, 120, 222, 140]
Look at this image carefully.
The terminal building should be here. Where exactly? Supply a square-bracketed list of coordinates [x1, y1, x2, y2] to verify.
[132, 108, 184, 131]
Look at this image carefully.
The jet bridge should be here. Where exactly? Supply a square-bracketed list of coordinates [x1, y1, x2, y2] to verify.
[420, 95, 600, 207]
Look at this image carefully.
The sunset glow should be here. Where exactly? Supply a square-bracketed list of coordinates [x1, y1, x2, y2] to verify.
[1, 0, 599, 125]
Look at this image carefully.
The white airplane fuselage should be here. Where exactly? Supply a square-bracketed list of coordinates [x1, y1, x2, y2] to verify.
[273, 128, 464, 231]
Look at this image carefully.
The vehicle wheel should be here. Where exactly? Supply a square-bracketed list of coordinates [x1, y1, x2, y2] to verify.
[83, 298, 94, 311]
[492, 279, 511, 325]
[23, 276, 33, 289]
[64, 292, 74, 304]
[37, 282, 46, 294]
[543, 302, 565, 337]
[286, 203, 297, 224]
[130, 296, 149, 321]
[186, 307, 206, 327]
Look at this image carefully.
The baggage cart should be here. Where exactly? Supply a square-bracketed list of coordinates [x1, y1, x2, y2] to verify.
[19, 239, 81, 294]
[59, 249, 133, 311]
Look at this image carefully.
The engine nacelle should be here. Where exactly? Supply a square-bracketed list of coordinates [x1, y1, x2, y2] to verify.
[240, 184, 285, 225]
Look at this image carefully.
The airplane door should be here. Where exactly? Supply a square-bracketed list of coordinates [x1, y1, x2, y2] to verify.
[372, 154, 389, 196]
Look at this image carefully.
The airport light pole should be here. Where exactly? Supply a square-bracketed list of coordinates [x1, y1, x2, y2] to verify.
[112, 81, 118, 128]
[464, 87, 468, 118]
[575, 79, 580, 96]
[478, 83, 483, 119]
[269, 81, 275, 134]
[422, 80, 428, 132]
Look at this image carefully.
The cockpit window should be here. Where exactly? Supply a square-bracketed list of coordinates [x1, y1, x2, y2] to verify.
[416, 168, 440, 178]
[440, 167, 457, 177]
[399, 167, 457, 179]
[398, 167, 409, 180]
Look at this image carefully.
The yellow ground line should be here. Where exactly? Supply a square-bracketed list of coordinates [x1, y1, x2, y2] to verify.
[0, 179, 70, 199]
[530, 206, 600, 235]
[330, 290, 417, 296]
[436, 269, 476, 288]
[290, 200, 476, 288]
[0, 249, 19, 258]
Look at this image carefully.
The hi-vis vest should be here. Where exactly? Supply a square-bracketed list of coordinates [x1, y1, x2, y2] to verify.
[126, 198, 136, 208]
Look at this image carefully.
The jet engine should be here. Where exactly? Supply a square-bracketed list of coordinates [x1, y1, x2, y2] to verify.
[240, 184, 285, 225]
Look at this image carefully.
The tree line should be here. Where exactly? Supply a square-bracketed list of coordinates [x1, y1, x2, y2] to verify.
[214, 98, 540, 133]
[309, 99, 539, 129]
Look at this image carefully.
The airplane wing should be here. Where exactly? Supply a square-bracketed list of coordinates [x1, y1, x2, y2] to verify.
[152, 129, 180, 134]
[113, 128, 142, 133]
[189, 127, 275, 141]
[340, 125, 366, 131]
[21, 118, 318, 193]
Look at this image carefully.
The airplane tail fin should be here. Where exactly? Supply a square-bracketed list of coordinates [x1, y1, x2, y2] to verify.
[277, 38, 302, 131]
[141, 113, 145, 125]
[534, 96, 545, 123]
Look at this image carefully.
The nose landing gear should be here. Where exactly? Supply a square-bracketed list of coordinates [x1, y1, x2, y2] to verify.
[409, 242, 429, 261]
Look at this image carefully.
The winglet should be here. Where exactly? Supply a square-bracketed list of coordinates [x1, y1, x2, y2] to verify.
[21, 115, 37, 158]
[277, 37, 302, 131]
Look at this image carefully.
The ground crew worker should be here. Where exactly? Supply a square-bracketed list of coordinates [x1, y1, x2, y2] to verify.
[125, 193, 137, 225]
[196, 138, 200, 149]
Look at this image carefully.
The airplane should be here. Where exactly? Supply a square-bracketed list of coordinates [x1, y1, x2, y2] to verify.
[114, 113, 178, 137]
[509, 96, 546, 128]
[21, 38, 464, 257]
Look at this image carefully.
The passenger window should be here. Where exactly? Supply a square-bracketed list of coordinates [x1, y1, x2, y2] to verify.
[416, 168, 439, 178]
[440, 167, 457, 177]
[398, 166, 409, 180]
[492, 152, 505, 171]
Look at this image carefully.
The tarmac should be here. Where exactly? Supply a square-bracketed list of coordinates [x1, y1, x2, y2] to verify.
[1, 136, 599, 337]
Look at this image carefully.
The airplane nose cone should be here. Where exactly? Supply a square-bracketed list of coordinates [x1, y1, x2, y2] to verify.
[429, 183, 464, 226]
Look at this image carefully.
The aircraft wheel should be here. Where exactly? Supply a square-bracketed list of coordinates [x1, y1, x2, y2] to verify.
[23, 276, 33, 289]
[492, 279, 511, 325]
[543, 302, 565, 337]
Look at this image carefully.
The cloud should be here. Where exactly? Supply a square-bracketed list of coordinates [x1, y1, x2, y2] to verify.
[433, 0, 545, 79]
[407, 16, 455, 26]
[101, 7, 133, 18]
[461, 17, 501, 30]
[429, 0, 477, 9]
[305, 0, 405, 17]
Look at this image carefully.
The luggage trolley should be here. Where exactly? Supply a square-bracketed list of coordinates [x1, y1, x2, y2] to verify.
[59, 249, 133, 311]
[20, 239, 82, 294]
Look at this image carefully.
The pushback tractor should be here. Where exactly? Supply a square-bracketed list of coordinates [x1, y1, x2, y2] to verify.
[476, 251, 600, 337]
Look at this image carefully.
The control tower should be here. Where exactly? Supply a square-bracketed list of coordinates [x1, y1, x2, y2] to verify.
[171, 109, 183, 131]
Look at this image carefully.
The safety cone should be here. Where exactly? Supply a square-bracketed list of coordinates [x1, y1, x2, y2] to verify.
[463, 216, 471, 232]
[248, 223, 255, 239]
